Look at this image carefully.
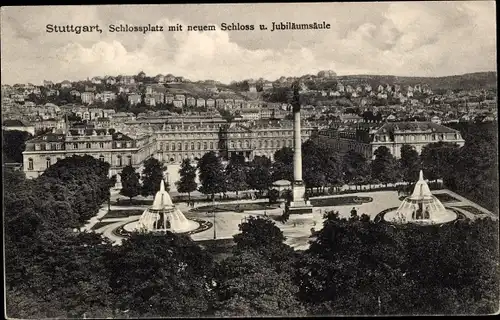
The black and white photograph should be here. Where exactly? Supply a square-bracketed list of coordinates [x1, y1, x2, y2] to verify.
[1, 2, 498, 318]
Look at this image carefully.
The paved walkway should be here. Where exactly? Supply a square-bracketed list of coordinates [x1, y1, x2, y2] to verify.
[85, 187, 496, 249]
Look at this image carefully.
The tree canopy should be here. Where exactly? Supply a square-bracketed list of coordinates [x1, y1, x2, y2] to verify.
[176, 158, 198, 200]
[120, 165, 141, 201]
[198, 151, 227, 198]
[141, 157, 167, 197]
[2, 130, 33, 163]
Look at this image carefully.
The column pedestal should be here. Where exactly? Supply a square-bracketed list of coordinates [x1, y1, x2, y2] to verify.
[289, 182, 313, 215]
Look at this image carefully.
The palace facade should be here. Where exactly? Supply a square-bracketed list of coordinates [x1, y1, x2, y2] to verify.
[22, 119, 314, 179]
[154, 119, 313, 163]
[22, 126, 156, 179]
[313, 121, 465, 159]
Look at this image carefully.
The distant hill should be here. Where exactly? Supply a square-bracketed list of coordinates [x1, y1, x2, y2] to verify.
[337, 72, 497, 91]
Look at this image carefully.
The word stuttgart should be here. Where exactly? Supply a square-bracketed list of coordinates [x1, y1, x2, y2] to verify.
[270, 21, 331, 31]
[46, 24, 103, 34]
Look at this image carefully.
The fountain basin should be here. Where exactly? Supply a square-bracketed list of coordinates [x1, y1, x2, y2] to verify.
[383, 208, 458, 225]
[124, 219, 200, 233]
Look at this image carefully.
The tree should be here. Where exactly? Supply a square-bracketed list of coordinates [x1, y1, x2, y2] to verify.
[342, 150, 370, 188]
[141, 158, 167, 197]
[272, 147, 294, 182]
[246, 156, 273, 196]
[214, 252, 306, 317]
[302, 140, 343, 192]
[197, 151, 226, 199]
[2, 130, 33, 163]
[120, 165, 141, 203]
[225, 155, 248, 198]
[399, 145, 421, 184]
[420, 142, 460, 182]
[107, 233, 215, 317]
[176, 158, 198, 201]
[371, 146, 399, 186]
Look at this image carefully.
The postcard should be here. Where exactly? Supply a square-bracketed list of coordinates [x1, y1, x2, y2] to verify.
[2, 3, 498, 319]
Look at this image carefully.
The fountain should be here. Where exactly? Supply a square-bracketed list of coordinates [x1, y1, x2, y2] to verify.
[123, 180, 200, 233]
[383, 170, 457, 225]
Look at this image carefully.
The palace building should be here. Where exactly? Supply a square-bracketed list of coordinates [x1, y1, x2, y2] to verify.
[155, 118, 314, 163]
[313, 121, 465, 159]
[22, 118, 314, 179]
[22, 125, 156, 179]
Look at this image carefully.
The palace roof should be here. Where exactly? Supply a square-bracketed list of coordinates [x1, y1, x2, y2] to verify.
[375, 121, 458, 134]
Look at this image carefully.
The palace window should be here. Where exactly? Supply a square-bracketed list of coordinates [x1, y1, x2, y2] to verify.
[185, 143, 189, 151]
[116, 142, 122, 148]
[28, 158, 33, 170]
[86, 142, 92, 149]
[276, 140, 280, 148]
[166, 143, 170, 151]
[270, 140, 274, 148]
[127, 155, 132, 165]
[259, 140, 262, 148]
[99, 142, 104, 148]
[117, 155, 122, 167]
[264, 140, 268, 148]
[197, 142, 201, 150]
[159, 143, 163, 151]
[127, 142, 132, 148]
[191, 142, 195, 150]
[99, 155, 105, 162]
[56, 144, 61, 150]
[73, 143, 78, 149]
[245, 140, 249, 148]
[210, 142, 213, 149]
[238, 141, 242, 149]
[46, 158, 51, 169]
[204, 142, 207, 150]
[178, 143, 182, 151]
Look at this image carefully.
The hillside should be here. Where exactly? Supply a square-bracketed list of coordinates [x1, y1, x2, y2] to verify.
[165, 83, 248, 100]
[337, 72, 497, 91]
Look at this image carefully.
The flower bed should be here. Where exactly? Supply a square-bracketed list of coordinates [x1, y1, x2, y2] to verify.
[310, 196, 373, 207]
[433, 193, 460, 203]
[190, 202, 279, 213]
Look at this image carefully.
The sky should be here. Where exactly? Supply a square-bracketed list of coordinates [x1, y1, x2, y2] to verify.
[1, 2, 497, 85]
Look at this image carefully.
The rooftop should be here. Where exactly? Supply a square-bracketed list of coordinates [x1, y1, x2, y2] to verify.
[375, 121, 458, 134]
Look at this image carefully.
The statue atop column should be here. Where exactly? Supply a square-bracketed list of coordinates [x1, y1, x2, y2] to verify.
[291, 80, 302, 113]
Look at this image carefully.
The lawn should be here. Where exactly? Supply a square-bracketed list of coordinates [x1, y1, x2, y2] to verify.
[111, 199, 153, 206]
[101, 209, 144, 219]
[455, 206, 487, 216]
[91, 221, 118, 231]
[190, 202, 279, 213]
[310, 196, 373, 207]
